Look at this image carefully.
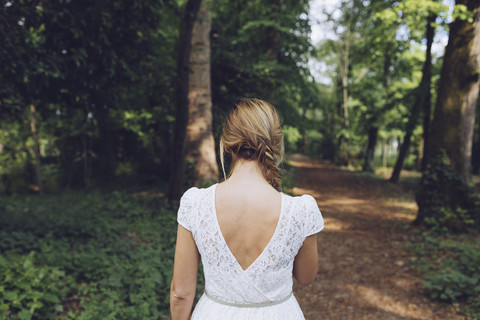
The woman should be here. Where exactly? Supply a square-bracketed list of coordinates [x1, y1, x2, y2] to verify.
[170, 98, 324, 319]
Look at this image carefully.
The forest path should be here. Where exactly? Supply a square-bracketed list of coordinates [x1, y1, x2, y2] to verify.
[289, 155, 462, 320]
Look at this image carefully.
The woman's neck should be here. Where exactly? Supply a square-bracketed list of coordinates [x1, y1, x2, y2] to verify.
[227, 159, 266, 184]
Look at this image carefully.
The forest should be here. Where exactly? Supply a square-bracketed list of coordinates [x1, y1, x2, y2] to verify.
[0, 0, 479, 319]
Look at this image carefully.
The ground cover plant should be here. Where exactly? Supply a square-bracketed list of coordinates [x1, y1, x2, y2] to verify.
[0, 189, 192, 319]
[405, 221, 480, 319]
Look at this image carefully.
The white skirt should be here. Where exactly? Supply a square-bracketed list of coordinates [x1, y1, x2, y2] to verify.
[191, 293, 305, 320]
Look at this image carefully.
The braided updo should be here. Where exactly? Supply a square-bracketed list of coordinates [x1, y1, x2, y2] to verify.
[220, 98, 284, 191]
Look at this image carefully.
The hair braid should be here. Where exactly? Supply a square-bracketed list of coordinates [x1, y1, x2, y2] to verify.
[257, 140, 281, 191]
[220, 98, 284, 191]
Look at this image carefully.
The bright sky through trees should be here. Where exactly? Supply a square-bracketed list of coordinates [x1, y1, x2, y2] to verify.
[308, 0, 453, 83]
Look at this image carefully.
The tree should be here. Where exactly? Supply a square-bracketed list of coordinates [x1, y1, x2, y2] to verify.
[415, 0, 480, 230]
[390, 14, 436, 183]
[185, 0, 219, 184]
[169, 0, 202, 202]
[426, 0, 479, 181]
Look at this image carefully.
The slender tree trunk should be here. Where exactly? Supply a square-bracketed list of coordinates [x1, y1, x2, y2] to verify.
[301, 106, 307, 154]
[390, 16, 435, 183]
[363, 48, 392, 173]
[185, 0, 219, 184]
[29, 104, 43, 193]
[266, 0, 281, 61]
[336, 14, 353, 166]
[342, 83, 350, 165]
[169, 0, 202, 202]
[382, 136, 386, 168]
[421, 15, 436, 172]
[362, 125, 378, 172]
[426, 1, 480, 181]
[471, 95, 480, 174]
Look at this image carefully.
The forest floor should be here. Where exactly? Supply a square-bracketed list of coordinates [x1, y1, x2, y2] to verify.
[288, 155, 464, 320]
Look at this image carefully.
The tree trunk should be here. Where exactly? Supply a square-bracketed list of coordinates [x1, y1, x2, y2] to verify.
[301, 106, 307, 154]
[421, 15, 436, 172]
[363, 43, 393, 173]
[169, 0, 202, 202]
[415, 0, 480, 228]
[381, 136, 387, 168]
[185, 0, 219, 185]
[390, 15, 435, 183]
[471, 94, 480, 174]
[266, 0, 281, 61]
[362, 125, 378, 172]
[342, 83, 350, 165]
[29, 104, 44, 193]
[425, 1, 480, 181]
[82, 133, 92, 189]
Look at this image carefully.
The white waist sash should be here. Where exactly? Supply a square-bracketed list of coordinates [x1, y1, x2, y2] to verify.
[203, 290, 293, 308]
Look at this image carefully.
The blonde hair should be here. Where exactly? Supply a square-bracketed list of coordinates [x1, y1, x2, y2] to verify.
[220, 98, 284, 191]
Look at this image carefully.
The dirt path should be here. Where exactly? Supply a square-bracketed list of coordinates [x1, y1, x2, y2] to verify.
[289, 156, 463, 320]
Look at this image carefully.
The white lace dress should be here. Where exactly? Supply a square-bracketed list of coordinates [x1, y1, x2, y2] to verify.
[177, 184, 324, 320]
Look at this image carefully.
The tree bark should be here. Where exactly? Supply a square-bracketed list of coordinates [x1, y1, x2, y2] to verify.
[426, 0, 480, 181]
[471, 94, 480, 174]
[362, 125, 378, 172]
[336, 13, 354, 166]
[420, 15, 436, 172]
[185, 0, 219, 184]
[266, 0, 282, 61]
[390, 15, 435, 183]
[169, 0, 202, 202]
[414, 0, 480, 228]
[29, 104, 44, 193]
[381, 136, 387, 168]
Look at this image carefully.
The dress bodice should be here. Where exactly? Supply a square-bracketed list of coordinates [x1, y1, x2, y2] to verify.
[177, 184, 323, 305]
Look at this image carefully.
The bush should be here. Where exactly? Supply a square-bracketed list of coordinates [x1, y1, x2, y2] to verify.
[407, 231, 480, 319]
[415, 150, 480, 233]
[0, 189, 182, 319]
[0, 252, 73, 319]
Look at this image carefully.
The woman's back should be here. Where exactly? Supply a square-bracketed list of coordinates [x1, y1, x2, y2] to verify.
[215, 169, 281, 271]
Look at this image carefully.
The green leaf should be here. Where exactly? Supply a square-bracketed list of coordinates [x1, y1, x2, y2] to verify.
[42, 293, 60, 303]
[0, 256, 8, 268]
[3, 291, 18, 301]
[18, 309, 32, 320]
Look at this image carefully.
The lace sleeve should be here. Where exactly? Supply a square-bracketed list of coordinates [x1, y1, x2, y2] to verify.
[177, 187, 199, 231]
[302, 194, 324, 237]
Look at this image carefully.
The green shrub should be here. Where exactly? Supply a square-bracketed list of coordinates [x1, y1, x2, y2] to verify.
[0, 189, 183, 319]
[409, 232, 480, 319]
[0, 252, 73, 320]
[415, 150, 480, 233]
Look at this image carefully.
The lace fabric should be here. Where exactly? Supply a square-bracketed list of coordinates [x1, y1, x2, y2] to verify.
[177, 184, 324, 319]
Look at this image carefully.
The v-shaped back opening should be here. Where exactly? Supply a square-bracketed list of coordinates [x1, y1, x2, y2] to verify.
[212, 183, 284, 272]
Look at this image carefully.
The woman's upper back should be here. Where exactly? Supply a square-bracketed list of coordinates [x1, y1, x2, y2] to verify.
[215, 179, 282, 271]
[177, 183, 323, 303]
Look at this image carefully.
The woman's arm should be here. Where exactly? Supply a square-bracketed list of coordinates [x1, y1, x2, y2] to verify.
[292, 234, 319, 285]
[170, 225, 200, 320]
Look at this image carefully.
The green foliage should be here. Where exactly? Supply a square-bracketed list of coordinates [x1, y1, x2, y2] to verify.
[0, 252, 72, 320]
[211, 0, 317, 131]
[415, 150, 480, 233]
[0, 189, 185, 319]
[0, 0, 179, 192]
[282, 126, 302, 153]
[406, 231, 480, 319]
[280, 160, 296, 194]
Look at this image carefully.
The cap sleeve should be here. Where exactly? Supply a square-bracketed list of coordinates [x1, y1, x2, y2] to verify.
[177, 187, 199, 231]
[302, 194, 324, 237]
